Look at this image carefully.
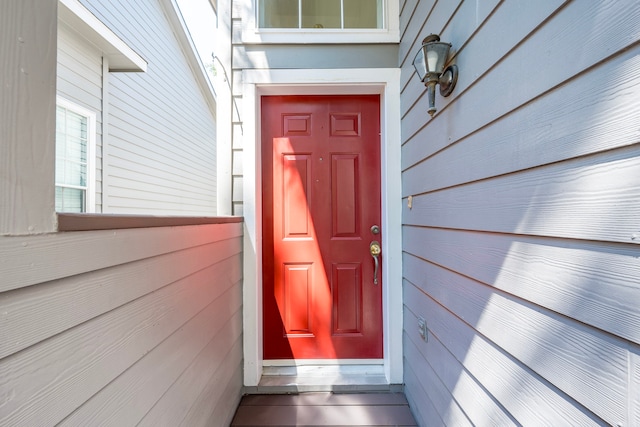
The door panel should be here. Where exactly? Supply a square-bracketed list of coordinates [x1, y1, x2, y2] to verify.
[332, 262, 362, 334]
[283, 154, 312, 238]
[262, 95, 382, 359]
[283, 263, 312, 334]
[332, 154, 359, 237]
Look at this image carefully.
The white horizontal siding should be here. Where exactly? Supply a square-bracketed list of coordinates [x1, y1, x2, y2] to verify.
[56, 24, 102, 109]
[79, 0, 217, 215]
[57, 23, 104, 212]
[400, 0, 640, 425]
[0, 222, 243, 427]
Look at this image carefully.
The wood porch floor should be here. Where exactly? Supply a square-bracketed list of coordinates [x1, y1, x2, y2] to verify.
[230, 392, 418, 426]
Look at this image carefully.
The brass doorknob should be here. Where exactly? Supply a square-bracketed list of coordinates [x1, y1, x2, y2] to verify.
[370, 241, 381, 256]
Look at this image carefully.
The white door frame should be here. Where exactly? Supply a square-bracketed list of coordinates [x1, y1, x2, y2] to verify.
[242, 68, 403, 386]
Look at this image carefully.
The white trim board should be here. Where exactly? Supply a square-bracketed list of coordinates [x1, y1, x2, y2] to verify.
[241, 68, 403, 387]
[58, 0, 147, 72]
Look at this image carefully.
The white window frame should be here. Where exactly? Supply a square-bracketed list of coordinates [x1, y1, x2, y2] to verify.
[55, 96, 96, 213]
[241, 0, 399, 44]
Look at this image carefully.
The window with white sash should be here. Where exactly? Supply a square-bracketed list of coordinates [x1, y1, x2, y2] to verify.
[259, 0, 384, 29]
[55, 98, 96, 213]
[245, 0, 398, 44]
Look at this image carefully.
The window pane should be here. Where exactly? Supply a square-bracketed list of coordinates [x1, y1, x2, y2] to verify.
[302, 0, 340, 28]
[260, 0, 299, 28]
[61, 160, 86, 186]
[344, 0, 382, 28]
[66, 110, 87, 138]
[55, 186, 85, 213]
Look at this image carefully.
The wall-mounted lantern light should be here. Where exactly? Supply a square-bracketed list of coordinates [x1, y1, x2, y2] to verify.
[412, 34, 458, 117]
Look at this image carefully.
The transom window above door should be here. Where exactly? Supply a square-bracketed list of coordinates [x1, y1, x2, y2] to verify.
[244, 0, 399, 43]
[259, 0, 383, 29]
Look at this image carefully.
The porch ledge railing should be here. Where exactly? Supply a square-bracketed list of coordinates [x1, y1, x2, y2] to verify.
[57, 213, 243, 231]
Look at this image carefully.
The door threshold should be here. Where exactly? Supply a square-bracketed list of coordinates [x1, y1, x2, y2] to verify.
[244, 363, 403, 394]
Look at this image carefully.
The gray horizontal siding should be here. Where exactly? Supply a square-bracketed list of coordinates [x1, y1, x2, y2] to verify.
[80, 0, 217, 215]
[234, 43, 399, 69]
[403, 279, 606, 426]
[0, 222, 243, 427]
[400, 0, 640, 425]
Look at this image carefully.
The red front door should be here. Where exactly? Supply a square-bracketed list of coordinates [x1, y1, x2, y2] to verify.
[262, 95, 382, 359]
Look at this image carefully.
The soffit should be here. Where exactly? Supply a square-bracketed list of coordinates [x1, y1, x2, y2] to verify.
[58, 0, 147, 72]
